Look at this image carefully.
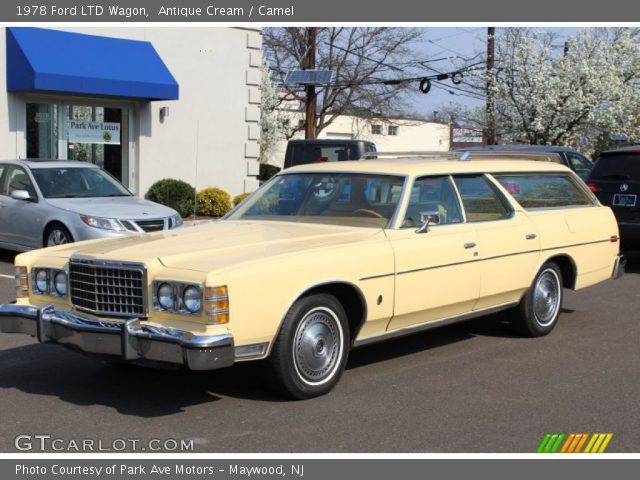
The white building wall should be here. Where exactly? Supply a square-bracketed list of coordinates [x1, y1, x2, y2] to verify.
[0, 27, 261, 197]
[268, 112, 450, 168]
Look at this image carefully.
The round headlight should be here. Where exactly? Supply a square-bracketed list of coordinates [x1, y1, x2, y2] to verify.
[183, 286, 202, 313]
[54, 271, 68, 296]
[35, 270, 48, 293]
[157, 283, 175, 310]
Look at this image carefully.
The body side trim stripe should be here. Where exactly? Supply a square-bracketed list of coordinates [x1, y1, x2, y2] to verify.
[360, 238, 611, 280]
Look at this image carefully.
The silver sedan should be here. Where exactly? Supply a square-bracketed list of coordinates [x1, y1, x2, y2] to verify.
[0, 159, 183, 251]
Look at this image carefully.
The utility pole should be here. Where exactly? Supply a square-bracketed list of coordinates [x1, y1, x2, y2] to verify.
[485, 26, 496, 145]
[304, 27, 317, 139]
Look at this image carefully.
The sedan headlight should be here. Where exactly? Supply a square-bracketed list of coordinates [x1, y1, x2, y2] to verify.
[32, 268, 68, 297]
[80, 215, 126, 232]
[153, 281, 202, 316]
[170, 214, 183, 229]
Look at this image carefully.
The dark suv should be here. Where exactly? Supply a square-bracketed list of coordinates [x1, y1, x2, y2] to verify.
[284, 139, 377, 169]
[455, 145, 593, 180]
[587, 146, 640, 249]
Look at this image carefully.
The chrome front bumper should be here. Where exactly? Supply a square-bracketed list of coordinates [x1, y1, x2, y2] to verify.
[613, 254, 626, 280]
[0, 304, 234, 371]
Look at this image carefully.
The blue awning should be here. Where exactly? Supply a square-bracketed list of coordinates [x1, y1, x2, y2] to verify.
[6, 27, 179, 100]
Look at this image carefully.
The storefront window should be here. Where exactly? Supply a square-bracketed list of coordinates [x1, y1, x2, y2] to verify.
[65, 105, 128, 184]
[26, 103, 58, 159]
[25, 102, 130, 187]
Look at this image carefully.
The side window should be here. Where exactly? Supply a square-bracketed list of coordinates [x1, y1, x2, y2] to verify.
[0, 166, 5, 194]
[2, 167, 36, 198]
[565, 153, 593, 180]
[402, 176, 463, 228]
[453, 175, 511, 222]
[494, 175, 594, 209]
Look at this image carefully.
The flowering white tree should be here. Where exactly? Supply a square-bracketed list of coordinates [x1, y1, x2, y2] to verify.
[449, 28, 640, 153]
[259, 64, 291, 167]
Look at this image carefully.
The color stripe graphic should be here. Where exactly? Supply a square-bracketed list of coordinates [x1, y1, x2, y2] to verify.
[537, 433, 613, 453]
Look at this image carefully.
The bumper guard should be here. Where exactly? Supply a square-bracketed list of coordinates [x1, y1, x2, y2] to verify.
[613, 254, 626, 280]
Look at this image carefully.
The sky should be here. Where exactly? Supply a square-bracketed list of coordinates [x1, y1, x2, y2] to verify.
[411, 27, 579, 118]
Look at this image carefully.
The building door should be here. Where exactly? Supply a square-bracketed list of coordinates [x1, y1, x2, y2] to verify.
[24, 100, 132, 188]
[62, 104, 129, 184]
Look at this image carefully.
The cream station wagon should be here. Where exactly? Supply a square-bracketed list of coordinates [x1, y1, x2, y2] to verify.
[0, 158, 626, 399]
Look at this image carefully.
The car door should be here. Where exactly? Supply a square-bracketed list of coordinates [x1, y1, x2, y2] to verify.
[452, 175, 541, 311]
[0, 166, 43, 249]
[386, 175, 480, 331]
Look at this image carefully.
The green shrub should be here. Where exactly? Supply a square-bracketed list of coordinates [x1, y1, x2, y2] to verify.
[146, 179, 196, 218]
[197, 187, 232, 217]
[233, 192, 252, 206]
[259, 164, 281, 182]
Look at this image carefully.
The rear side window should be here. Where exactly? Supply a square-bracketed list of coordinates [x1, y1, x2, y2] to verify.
[565, 153, 592, 180]
[453, 175, 512, 222]
[494, 175, 593, 209]
[590, 154, 640, 180]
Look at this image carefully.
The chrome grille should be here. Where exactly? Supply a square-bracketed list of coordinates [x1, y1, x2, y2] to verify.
[69, 259, 147, 317]
[134, 219, 166, 232]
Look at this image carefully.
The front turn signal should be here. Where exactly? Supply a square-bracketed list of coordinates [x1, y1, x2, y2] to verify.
[204, 285, 229, 324]
[15, 266, 28, 298]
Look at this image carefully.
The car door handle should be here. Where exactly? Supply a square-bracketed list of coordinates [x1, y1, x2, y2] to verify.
[526, 233, 537, 240]
[464, 242, 477, 249]
[0, 201, 6, 208]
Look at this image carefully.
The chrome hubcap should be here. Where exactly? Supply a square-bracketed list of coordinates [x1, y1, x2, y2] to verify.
[533, 270, 560, 327]
[47, 229, 68, 247]
[293, 307, 343, 385]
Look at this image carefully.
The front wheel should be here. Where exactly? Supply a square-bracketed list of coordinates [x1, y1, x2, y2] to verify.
[512, 262, 563, 337]
[267, 293, 349, 399]
[44, 223, 74, 247]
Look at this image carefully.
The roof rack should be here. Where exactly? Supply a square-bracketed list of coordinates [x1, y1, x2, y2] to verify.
[362, 151, 462, 160]
[363, 150, 563, 163]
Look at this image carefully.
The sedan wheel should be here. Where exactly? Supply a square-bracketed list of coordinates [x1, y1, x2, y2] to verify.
[268, 293, 349, 399]
[45, 225, 73, 247]
[512, 262, 563, 337]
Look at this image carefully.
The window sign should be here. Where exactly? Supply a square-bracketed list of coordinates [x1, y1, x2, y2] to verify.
[66, 120, 121, 145]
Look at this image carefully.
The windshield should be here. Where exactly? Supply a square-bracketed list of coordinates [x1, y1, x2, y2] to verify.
[31, 167, 131, 199]
[227, 173, 406, 228]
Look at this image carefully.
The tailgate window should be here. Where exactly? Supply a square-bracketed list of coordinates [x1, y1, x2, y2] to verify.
[590, 154, 640, 180]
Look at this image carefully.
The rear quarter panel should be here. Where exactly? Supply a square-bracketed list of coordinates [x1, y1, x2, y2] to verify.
[525, 205, 619, 289]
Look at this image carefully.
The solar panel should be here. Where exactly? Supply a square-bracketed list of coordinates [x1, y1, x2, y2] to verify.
[285, 70, 334, 86]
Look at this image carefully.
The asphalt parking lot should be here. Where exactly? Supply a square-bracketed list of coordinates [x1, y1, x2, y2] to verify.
[0, 248, 638, 453]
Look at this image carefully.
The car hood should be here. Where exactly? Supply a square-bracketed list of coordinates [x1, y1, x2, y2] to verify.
[45, 196, 176, 219]
[44, 220, 382, 273]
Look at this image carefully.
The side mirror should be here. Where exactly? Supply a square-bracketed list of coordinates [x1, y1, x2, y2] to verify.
[11, 190, 34, 201]
[415, 210, 440, 234]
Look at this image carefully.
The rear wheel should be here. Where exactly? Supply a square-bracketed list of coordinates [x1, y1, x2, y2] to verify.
[512, 262, 563, 337]
[44, 223, 73, 247]
[267, 293, 349, 399]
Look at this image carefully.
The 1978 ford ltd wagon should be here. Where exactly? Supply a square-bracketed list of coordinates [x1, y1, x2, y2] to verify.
[0, 158, 626, 398]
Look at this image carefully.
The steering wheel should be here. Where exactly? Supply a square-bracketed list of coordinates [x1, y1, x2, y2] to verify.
[351, 208, 383, 218]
